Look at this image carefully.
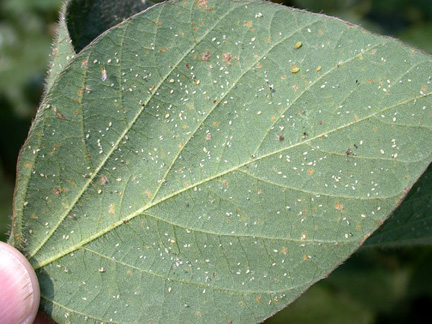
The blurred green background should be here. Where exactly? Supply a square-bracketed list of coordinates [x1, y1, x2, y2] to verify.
[1, 0, 432, 323]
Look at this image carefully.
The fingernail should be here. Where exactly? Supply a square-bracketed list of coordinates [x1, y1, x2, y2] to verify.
[0, 242, 40, 324]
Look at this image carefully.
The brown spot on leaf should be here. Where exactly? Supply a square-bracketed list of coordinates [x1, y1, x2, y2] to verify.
[223, 53, 232, 65]
[222, 179, 228, 188]
[109, 204, 115, 215]
[49, 144, 58, 156]
[335, 201, 344, 211]
[145, 190, 151, 199]
[196, 0, 209, 9]
[244, 20, 252, 27]
[201, 51, 211, 61]
[100, 176, 109, 185]
[52, 107, 66, 120]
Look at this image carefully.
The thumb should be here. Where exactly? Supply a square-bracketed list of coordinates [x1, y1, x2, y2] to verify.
[0, 241, 40, 324]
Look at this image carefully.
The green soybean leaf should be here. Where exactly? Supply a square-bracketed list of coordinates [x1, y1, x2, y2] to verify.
[365, 164, 432, 247]
[44, 2, 75, 95]
[45, 0, 165, 94]
[10, 0, 432, 323]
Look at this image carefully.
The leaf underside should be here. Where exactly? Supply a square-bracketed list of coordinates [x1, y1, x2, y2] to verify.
[10, 0, 432, 323]
[365, 163, 432, 247]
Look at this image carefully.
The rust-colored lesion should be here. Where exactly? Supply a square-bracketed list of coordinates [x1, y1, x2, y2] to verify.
[196, 0, 207, 7]
[145, 189, 152, 199]
[200, 51, 211, 61]
[223, 52, 232, 65]
[335, 201, 345, 212]
[52, 106, 66, 120]
[109, 204, 115, 215]
[221, 179, 228, 188]
[244, 20, 252, 28]
[100, 176, 109, 185]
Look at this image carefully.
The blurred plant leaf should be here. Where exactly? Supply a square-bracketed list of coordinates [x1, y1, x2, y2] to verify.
[10, 0, 432, 323]
[45, 0, 165, 93]
[265, 283, 375, 324]
[365, 164, 432, 247]
[0, 163, 14, 242]
[397, 23, 432, 55]
[67, 0, 165, 53]
[0, 8, 53, 117]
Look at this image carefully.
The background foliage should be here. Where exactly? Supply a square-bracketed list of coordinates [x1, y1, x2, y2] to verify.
[1, 0, 431, 322]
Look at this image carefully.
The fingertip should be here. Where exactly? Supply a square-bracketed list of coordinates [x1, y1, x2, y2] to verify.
[0, 241, 40, 324]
